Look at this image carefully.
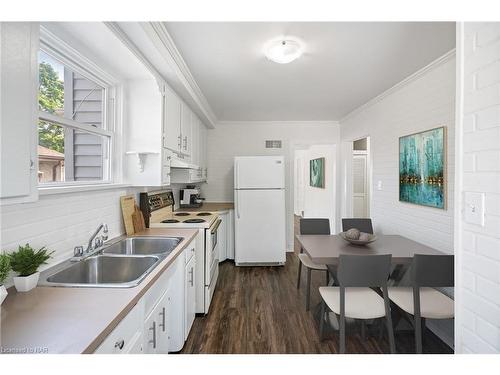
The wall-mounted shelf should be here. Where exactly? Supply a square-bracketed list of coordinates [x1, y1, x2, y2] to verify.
[125, 151, 159, 172]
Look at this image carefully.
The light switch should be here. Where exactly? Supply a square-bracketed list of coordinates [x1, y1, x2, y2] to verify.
[464, 192, 485, 226]
[377, 181, 383, 191]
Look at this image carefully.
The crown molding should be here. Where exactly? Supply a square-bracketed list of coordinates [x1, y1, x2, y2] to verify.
[340, 48, 456, 124]
[144, 22, 218, 128]
[216, 120, 340, 126]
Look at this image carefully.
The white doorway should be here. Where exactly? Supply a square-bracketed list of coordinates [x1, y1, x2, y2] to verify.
[352, 137, 371, 218]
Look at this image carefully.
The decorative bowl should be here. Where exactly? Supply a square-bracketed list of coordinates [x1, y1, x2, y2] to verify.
[339, 232, 377, 246]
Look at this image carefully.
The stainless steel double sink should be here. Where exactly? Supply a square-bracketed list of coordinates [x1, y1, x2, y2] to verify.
[41, 237, 183, 288]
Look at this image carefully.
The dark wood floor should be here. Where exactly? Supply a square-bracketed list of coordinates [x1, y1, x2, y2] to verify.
[181, 253, 453, 354]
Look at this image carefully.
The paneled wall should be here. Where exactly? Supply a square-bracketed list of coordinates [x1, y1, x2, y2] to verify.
[0, 188, 131, 286]
[458, 22, 500, 353]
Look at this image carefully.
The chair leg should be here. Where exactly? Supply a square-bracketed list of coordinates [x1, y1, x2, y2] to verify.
[421, 318, 426, 346]
[319, 300, 326, 341]
[361, 320, 366, 341]
[339, 314, 346, 354]
[386, 315, 396, 354]
[325, 270, 329, 285]
[415, 316, 423, 354]
[296, 261, 302, 289]
[378, 318, 384, 340]
[306, 268, 312, 311]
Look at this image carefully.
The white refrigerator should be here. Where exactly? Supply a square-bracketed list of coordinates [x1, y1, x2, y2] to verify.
[234, 156, 286, 265]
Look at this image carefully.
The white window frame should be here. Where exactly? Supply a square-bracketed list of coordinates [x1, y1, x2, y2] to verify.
[38, 26, 121, 191]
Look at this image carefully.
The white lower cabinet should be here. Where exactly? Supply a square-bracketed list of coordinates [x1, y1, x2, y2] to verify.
[143, 290, 170, 354]
[184, 254, 196, 339]
[94, 237, 197, 354]
[94, 300, 144, 354]
[218, 210, 235, 262]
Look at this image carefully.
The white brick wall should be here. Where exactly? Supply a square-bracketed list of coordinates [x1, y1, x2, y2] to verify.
[340, 54, 456, 347]
[458, 22, 500, 353]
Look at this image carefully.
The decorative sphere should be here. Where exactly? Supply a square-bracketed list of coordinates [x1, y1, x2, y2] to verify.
[358, 232, 370, 241]
[345, 228, 361, 240]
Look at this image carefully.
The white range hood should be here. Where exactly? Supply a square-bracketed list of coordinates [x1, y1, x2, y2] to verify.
[170, 158, 198, 169]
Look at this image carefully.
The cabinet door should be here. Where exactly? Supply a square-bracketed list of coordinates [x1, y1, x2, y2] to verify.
[180, 102, 192, 157]
[190, 113, 200, 167]
[199, 124, 208, 181]
[184, 255, 196, 340]
[0, 23, 38, 202]
[143, 291, 169, 354]
[164, 89, 182, 152]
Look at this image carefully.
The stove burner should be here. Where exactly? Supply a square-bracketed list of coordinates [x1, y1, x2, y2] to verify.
[183, 218, 206, 223]
[197, 212, 212, 216]
[174, 212, 190, 216]
[162, 219, 180, 223]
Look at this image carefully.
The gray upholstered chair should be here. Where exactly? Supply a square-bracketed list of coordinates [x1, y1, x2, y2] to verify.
[319, 254, 395, 354]
[342, 218, 374, 234]
[388, 254, 454, 353]
[297, 218, 330, 311]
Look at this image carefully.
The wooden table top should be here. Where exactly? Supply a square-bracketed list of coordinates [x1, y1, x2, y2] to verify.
[295, 234, 445, 265]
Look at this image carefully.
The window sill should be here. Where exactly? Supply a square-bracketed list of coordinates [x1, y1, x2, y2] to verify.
[38, 183, 131, 196]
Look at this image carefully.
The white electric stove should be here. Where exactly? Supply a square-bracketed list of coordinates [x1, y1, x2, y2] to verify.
[139, 190, 221, 316]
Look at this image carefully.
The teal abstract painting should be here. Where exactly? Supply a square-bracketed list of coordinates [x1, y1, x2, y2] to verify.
[399, 127, 446, 209]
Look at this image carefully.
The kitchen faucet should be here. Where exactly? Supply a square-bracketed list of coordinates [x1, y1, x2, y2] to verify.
[72, 223, 108, 261]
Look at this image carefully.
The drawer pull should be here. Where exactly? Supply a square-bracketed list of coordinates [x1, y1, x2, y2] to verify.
[149, 321, 157, 349]
[159, 307, 166, 332]
[114, 339, 125, 350]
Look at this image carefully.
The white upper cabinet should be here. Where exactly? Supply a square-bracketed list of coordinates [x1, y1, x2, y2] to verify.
[180, 102, 192, 158]
[163, 87, 182, 152]
[190, 113, 200, 167]
[0, 23, 39, 204]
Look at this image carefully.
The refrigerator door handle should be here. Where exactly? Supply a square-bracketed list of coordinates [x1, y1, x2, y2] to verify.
[236, 191, 240, 219]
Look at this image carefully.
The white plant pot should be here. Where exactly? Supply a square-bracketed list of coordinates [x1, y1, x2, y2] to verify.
[0, 284, 7, 305]
[13, 272, 40, 292]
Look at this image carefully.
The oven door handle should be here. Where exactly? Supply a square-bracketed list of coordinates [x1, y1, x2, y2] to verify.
[211, 219, 222, 233]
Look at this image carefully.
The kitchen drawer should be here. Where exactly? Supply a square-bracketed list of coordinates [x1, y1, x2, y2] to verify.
[143, 257, 177, 317]
[94, 300, 143, 354]
[184, 243, 195, 264]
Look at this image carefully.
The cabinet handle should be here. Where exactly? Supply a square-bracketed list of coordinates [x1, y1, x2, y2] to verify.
[114, 339, 125, 350]
[183, 136, 187, 150]
[189, 267, 194, 286]
[149, 321, 157, 349]
[177, 135, 182, 148]
[159, 307, 166, 332]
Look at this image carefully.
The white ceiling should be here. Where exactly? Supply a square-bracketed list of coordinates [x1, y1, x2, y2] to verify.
[165, 22, 455, 122]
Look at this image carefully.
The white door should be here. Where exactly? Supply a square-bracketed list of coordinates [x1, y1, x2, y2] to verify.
[235, 189, 286, 264]
[352, 154, 368, 217]
[234, 156, 284, 189]
[184, 255, 196, 340]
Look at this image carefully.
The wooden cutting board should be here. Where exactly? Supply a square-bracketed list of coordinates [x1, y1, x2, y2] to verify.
[132, 205, 146, 233]
[120, 195, 136, 235]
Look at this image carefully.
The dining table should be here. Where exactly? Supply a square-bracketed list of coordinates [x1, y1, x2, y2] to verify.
[295, 233, 448, 331]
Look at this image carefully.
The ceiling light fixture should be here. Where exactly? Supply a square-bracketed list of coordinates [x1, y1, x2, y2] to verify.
[264, 38, 303, 64]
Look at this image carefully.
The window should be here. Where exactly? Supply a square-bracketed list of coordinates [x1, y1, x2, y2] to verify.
[37, 46, 114, 185]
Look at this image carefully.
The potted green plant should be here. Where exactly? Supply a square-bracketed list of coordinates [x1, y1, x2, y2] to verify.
[9, 244, 53, 292]
[0, 253, 11, 305]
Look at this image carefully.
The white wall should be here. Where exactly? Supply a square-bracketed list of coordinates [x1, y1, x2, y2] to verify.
[340, 53, 456, 347]
[456, 22, 500, 354]
[302, 145, 337, 234]
[204, 121, 340, 251]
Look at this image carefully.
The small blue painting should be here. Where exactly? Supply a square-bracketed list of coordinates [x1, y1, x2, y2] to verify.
[399, 127, 446, 209]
